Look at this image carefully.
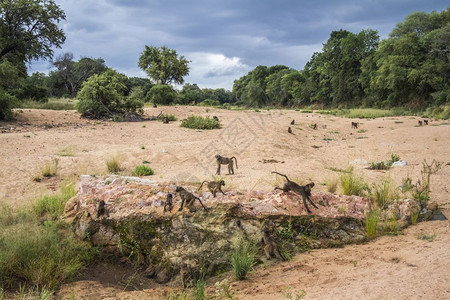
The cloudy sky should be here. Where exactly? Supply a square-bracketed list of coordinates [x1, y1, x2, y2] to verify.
[30, 0, 448, 90]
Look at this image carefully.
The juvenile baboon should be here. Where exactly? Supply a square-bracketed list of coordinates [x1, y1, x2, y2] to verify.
[176, 186, 208, 212]
[418, 120, 423, 126]
[351, 122, 359, 129]
[213, 116, 219, 122]
[261, 224, 283, 260]
[163, 116, 169, 124]
[180, 263, 199, 288]
[96, 200, 107, 218]
[424, 119, 428, 125]
[164, 193, 173, 212]
[198, 180, 226, 197]
[288, 127, 292, 134]
[272, 171, 317, 213]
[290, 119, 295, 125]
[215, 155, 238, 175]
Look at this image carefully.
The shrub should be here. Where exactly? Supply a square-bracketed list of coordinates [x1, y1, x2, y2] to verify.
[106, 156, 121, 174]
[181, 115, 221, 130]
[157, 113, 177, 122]
[147, 84, 177, 105]
[229, 237, 257, 280]
[76, 69, 143, 119]
[0, 88, 18, 120]
[133, 165, 154, 176]
[198, 99, 220, 107]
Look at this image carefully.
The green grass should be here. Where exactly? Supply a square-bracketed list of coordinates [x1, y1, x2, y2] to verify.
[58, 145, 76, 157]
[365, 209, 380, 237]
[132, 165, 154, 176]
[40, 158, 59, 178]
[417, 233, 436, 242]
[339, 171, 368, 196]
[317, 108, 412, 118]
[106, 156, 121, 174]
[371, 178, 398, 209]
[18, 98, 78, 110]
[0, 187, 96, 292]
[230, 237, 257, 280]
[181, 115, 221, 130]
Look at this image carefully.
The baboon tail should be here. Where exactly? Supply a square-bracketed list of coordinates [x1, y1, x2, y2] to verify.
[198, 180, 207, 191]
[271, 171, 290, 182]
[231, 156, 238, 169]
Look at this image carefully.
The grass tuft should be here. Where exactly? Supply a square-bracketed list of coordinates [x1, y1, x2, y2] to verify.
[339, 171, 368, 196]
[106, 156, 121, 174]
[41, 158, 59, 178]
[365, 209, 380, 237]
[229, 237, 257, 280]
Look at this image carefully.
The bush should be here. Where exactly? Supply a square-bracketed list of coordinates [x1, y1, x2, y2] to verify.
[198, 99, 220, 107]
[76, 70, 143, 119]
[0, 88, 18, 120]
[157, 113, 177, 122]
[181, 115, 221, 130]
[133, 165, 154, 176]
[229, 237, 257, 280]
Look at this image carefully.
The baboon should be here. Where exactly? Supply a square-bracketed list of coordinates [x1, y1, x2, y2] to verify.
[418, 120, 423, 126]
[288, 127, 292, 134]
[176, 186, 208, 212]
[215, 155, 238, 175]
[198, 180, 226, 197]
[96, 200, 107, 218]
[180, 263, 199, 288]
[311, 123, 317, 130]
[153, 103, 157, 108]
[424, 119, 428, 125]
[163, 116, 169, 124]
[272, 171, 317, 214]
[261, 224, 283, 260]
[351, 122, 359, 129]
[290, 119, 295, 125]
[213, 116, 219, 122]
[164, 193, 173, 212]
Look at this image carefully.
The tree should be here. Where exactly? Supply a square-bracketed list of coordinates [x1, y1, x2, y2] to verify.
[0, 0, 66, 62]
[51, 53, 107, 97]
[179, 83, 204, 104]
[76, 69, 143, 119]
[138, 46, 190, 85]
[147, 84, 178, 105]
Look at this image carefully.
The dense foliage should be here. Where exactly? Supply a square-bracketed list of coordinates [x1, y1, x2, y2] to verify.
[233, 9, 449, 110]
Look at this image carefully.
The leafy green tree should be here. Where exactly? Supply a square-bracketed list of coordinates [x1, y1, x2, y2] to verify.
[0, 0, 65, 62]
[179, 83, 204, 104]
[138, 46, 190, 85]
[265, 68, 294, 106]
[147, 84, 177, 105]
[76, 69, 142, 119]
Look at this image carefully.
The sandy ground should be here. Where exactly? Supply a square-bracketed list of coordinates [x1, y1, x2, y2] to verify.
[1, 107, 449, 299]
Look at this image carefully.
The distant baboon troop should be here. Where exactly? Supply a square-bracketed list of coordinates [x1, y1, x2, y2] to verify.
[215, 155, 238, 175]
[351, 122, 359, 129]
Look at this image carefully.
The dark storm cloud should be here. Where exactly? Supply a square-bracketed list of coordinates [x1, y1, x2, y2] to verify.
[29, 0, 449, 90]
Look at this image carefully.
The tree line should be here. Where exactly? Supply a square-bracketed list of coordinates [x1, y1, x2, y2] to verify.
[233, 8, 449, 110]
[1, 1, 448, 120]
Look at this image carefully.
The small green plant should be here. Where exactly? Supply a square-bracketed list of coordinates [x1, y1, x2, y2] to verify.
[33, 183, 76, 220]
[339, 171, 368, 196]
[41, 158, 59, 177]
[410, 207, 419, 225]
[58, 145, 76, 157]
[140, 145, 145, 150]
[229, 237, 257, 280]
[214, 279, 235, 299]
[352, 260, 358, 267]
[365, 209, 380, 237]
[181, 115, 221, 130]
[281, 287, 306, 300]
[371, 177, 398, 209]
[193, 277, 206, 300]
[417, 233, 436, 242]
[357, 129, 367, 133]
[132, 165, 154, 176]
[106, 156, 121, 173]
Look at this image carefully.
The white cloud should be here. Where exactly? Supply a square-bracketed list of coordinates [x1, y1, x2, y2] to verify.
[184, 53, 252, 90]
